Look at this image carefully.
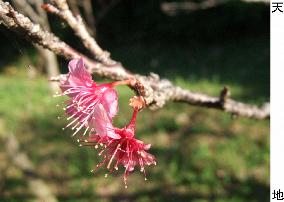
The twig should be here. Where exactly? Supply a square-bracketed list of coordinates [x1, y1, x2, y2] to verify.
[12, 0, 43, 25]
[43, 0, 115, 65]
[0, 1, 269, 119]
[66, 0, 96, 36]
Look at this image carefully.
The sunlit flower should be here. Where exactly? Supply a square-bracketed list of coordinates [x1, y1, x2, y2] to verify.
[80, 109, 156, 188]
[59, 58, 118, 136]
[59, 60, 155, 186]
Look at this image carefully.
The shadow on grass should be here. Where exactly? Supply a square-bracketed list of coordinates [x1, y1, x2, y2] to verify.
[94, 178, 269, 202]
[2, 104, 266, 202]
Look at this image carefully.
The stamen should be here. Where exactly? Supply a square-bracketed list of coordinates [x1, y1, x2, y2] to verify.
[82, 126, 89, 136]
[71, 122, 80, 130]
[107, 143, 121, 169]
[72, 121, 87, 136]
[67, 112, 77, 120]
[53, 94, 61, 98]
[98, 149, 105, 156]
[66, 103, 76, 110]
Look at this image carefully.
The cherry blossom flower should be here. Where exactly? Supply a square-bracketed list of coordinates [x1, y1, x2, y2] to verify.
[80, 108, 156, 188]
[58, 58, 118, 136]
[58, 59, 155, 186]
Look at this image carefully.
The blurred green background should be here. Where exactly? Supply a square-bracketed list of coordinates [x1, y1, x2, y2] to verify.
[0, 0, 269, 201]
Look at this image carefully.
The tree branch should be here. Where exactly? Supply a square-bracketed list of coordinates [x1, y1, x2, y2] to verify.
[12, 0, 43, 25]
[43, 0, 115, 65]
[0, 1, 269, 119]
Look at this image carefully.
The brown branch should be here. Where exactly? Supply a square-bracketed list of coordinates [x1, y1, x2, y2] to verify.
[0, 1, 269, 119]
[43, 0, 115, 65]
[12, 0, 43, 24]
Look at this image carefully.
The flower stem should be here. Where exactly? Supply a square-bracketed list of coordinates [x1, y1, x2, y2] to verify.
[128, 108, 139, 129]
[110, 79, 132, 87]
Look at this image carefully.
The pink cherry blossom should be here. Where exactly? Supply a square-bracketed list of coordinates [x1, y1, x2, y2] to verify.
[59, 59, 155, 186]
[59, 58, 118, 136]
[80, 109, 156, 188]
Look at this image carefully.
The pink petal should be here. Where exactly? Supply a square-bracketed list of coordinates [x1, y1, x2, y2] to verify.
[88, 133, 100, 142]
[101, 88, 118, 119]
[143, 144, 151, 150]
[67, 58, 93, 87]
[91, 104, 121, 139]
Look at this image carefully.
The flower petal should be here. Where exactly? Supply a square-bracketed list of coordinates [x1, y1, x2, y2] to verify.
[91, 104, 121, 139]
[67, 58, 93, 87]
[101, 88, 119, 119]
